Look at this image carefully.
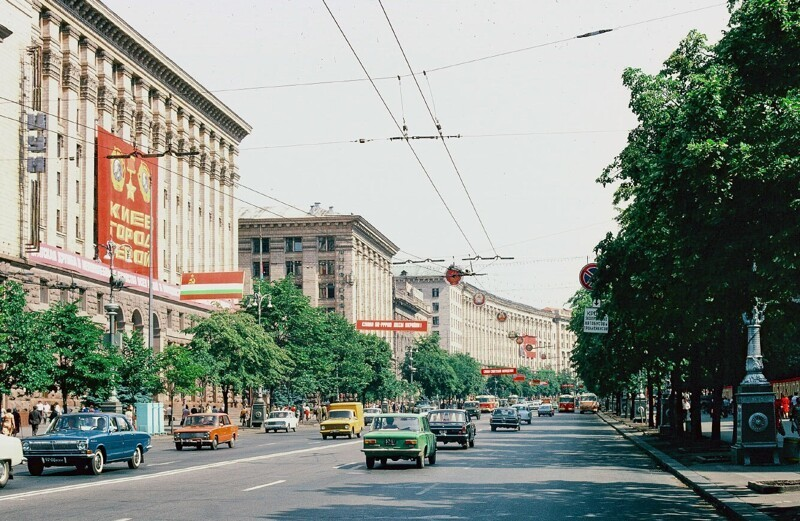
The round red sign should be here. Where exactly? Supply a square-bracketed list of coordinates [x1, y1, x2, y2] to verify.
[579, 263, 598, 290]
[445, 268, 462, 286]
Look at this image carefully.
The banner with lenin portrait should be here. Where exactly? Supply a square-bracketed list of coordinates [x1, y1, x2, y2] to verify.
[96, 127, 158, 276]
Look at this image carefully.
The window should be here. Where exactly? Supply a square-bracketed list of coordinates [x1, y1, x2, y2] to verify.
[75, 216, 80, 238]
[432, 288, 440, 298]
[40, 283, 49, 304]
[432, 316, 440, 326]
[75, 144, 82, 167]
[57, 134, 63, 158]
[56, 172, 61, 195]
[285, 260, 302, 276]
[251, 238, 269, 254]
[432, 302, 439, 312]
[164, 189, 168, 207]
[252, 261, 269, 279]
[318, 236, 335, 251]
[97, 292, 104, 313]
[78, 289, 86, 311]
[319, 283, 335, 299]
[56, 209, 63, 232]
[319, 260, 335, 276]
[285, 237, 302, 252]
[75, 179, 79, 196]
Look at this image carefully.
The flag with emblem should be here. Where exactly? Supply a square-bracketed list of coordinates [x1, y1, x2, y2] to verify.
[519, 335, 537, 359]
[180, 271, 244, 300]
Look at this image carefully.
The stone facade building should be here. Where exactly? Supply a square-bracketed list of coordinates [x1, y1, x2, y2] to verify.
[395, 270, 577, 374]
[392, 278, 431, 375]
[239, 205, 398, 346]
[0, 0, 250, 410]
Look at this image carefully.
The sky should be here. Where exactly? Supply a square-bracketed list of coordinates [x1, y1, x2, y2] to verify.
[103, 0, 733, 309]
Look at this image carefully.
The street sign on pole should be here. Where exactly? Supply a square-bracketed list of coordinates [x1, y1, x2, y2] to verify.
[579, 263, 598, 290]
[583, 307, 609, 334]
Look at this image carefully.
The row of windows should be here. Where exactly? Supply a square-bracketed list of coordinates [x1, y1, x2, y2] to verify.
[251, 260, 340, 278]
[250, 236, 336, 254]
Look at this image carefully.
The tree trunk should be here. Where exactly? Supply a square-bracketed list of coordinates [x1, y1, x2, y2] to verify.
[711, 386, 723, 441]
[671, 370, 682, 438]
[647, 372, 655, 428]
[221, 385, 230, 414]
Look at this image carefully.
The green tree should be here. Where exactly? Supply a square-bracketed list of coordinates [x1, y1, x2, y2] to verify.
[156, 342, 210, 429]
[117, 330, 162, 405]
[402, 335, 457, 400]
[448, 353, 484, 398]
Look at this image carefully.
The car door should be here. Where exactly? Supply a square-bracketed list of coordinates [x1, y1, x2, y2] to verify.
[102, 416, 126, 461]
[220, 415, 232, 442]
[422, 417, 435, 453]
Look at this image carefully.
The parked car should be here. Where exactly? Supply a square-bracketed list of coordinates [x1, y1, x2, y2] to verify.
[22, 413, 151, 476]
[173, 413, 238, 450]
[427, 409, 475, 449]
[538, 403, 555, 417]
[512, 404, 533, 425]
[490, 407, 521, 431]
[0, 435, 23, 488]
[264, 410, 299, 433]
[463, 401, 482, 420]
[361, 414, 436, 469]
[364, 407, 382, 426]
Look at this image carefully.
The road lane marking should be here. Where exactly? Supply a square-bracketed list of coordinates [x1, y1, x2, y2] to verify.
[0, 441, 361, 502]
[242, 479, 285, 491]
[112, 519, 132, 521]
[416, 483, 440, 495]
[148, 461, 176, 467]
[257, 443, 276, 447]
[333, 461, 359, 469]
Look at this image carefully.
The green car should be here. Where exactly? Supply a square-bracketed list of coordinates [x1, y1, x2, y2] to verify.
[361, 413, 437, 469]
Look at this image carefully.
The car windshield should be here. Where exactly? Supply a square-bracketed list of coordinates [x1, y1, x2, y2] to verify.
[373, 416, 420, 431]
[365, 409, 381, 414]
[52, 415, 108, 432]
[184, 415, 218, 426]
[493, 409, 516, 417]
[429, 411, 465, 423]
[270, 412, 290, 418]
[329, 410, 353, 419]
[464, 402, 478, 407]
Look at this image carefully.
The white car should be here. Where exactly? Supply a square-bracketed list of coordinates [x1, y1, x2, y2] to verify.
[512, 404, 532, 424]
[530, 400, 542, 411]
[264, 410, 299, 433]
[364, 407, 382, 427]
[0, 435, 24, 488]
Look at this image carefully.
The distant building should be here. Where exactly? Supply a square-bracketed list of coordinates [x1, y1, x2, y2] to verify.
[392, 278, 432, 375]
[395, 269, 576, 374]
[239, 204, 398, 345]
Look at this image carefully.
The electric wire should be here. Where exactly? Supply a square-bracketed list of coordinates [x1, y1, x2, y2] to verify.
[379, 0, 498, 257]
[321, 0, 479, 257]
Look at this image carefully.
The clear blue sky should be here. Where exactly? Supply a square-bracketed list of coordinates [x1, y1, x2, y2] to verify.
[104, 0, 732, 308]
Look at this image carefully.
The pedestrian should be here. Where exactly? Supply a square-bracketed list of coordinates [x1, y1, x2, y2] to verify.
[12, 408, 21, 436]
[181, 404, 190, 426]
[204, 403, 212, 414]
[165, 404, 173, 426]
[1, 408, 15, 436]
[793, 392, 799, 408]
[239, 407, 249, 426]
[29, 406, 42, 436]
[212, 404, 218, 413]
[125, 404, 134, 426]
[682, 394, 691, 421]
[190, 404, 198, 414]
[304, 404, 310, 423]
[781, 394, 790, 419]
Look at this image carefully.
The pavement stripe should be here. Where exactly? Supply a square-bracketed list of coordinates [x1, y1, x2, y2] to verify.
[242, 479, 285, 492]
[147, 461, 176, 467]
[0, 441, 361, 502]
[416, 483, 440, 495]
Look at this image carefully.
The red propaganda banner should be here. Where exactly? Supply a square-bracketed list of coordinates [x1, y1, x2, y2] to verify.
[356, 320, 428, 332]
[480, 367, 517, 376]
[512, 375, 526, 382]
[180, 272, 244, 300]
[97, 127, 157, 276]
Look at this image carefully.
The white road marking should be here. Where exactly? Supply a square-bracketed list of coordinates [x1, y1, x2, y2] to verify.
[111, 519, 132, 521]
[242, 479, 285, 492]
[416, 483, 440, 495]
[0, 441, 361, 502]
[147, 461, 176, 467]
[333, 461, 358, 469]
[256, 443, 276, 447]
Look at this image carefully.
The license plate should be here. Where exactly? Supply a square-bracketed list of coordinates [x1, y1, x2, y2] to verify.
[384, 439, 395, 446]
[43, 457, 66, 464]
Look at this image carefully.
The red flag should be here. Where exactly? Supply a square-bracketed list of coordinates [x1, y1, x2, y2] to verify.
[520, 335, 538, 359]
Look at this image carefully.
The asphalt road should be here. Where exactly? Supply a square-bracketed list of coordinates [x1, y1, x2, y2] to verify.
[1, 412, 723, 520]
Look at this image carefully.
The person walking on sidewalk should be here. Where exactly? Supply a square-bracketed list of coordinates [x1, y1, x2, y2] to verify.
[29, 406, 42, 436]
[1, 408, 16, 436]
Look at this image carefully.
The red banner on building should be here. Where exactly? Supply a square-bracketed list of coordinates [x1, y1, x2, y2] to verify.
[356, 320, 428, 332]
[480, 367, 517, 376]
[97, 127, 158, 276]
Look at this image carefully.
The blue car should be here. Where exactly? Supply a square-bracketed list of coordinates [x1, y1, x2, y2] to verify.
[22, 413, 151, 476]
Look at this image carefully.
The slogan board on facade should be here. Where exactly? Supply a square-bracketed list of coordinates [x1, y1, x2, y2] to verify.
[583, 307, 609, 334]
[97, 127, 157, 276]
[480, 367, 517, 376]
[356, 320, 428, 332]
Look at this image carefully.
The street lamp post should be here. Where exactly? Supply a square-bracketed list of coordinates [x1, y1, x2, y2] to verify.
[98, 239, 129, 414]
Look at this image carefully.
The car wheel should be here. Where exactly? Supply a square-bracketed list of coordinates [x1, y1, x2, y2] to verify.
[517, 425, 521, 431]
[128, 446, 143, 469]
[528, 419, 532, 425]
[286, 428, 289, 433]
[211, 437, 218, 450]
[196, 443, 202, 450]
[462, 442, 468, 450]
[322, 434, 328, 440]
[416, 455, 425, 469]
[348, 429, 353, 439]
[366, 457, 375, 469]
[90, 451, 104, 475]
[27, 458, 44, 477]
[357, 430, 361, 438]
[228, 436, 236, 449]
[428, 450, 436, 465]
[0, 460, 10, 488]
[380, 458, 387, 466]
[175, 443, 183, 451]
[469, 438, 475, 448]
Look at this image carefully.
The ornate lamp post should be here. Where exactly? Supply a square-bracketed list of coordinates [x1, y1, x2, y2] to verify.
[731, 300, 779, 465]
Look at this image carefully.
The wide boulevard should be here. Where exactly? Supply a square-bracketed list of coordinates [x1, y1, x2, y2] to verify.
[1, 412, 721, 520]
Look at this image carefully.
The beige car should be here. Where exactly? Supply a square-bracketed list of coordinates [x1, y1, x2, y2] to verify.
[0, 435, 23, 488]
[579, 393, 600, 414]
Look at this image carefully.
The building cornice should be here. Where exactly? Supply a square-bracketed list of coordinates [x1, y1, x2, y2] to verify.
[48, 0, 252, 143]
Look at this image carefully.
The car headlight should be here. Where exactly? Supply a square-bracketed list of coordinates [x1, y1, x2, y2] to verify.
[202, 433, 210, 439]
[22, 441, 29, 451]
[320, 425, 326, 430]
[77, 440, 87, 451]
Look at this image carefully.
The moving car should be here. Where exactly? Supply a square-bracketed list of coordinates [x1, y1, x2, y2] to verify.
[538, 403, 555, 417]
[174, 413, 238, 450]
[320, 402, 364, 439]
[489, 407, 521, 431]
[427, 409, 475, 449]
[22, 413, 151, 476]
[264, 410, 299, 433]
[512, 404, 533, 424]
[0, 435, 23, 488]
[463, 401, 482, 420]
[364, 407, 382, 427]
[361, 414, 436, 469]
[529, 400, 542, 411]
[579, 393, 600, 414]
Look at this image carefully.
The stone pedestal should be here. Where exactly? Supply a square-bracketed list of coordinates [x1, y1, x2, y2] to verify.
[100, 388, 123, 414]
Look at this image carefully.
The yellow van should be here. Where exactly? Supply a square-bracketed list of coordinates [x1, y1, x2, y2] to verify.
[320, 402, 364, 439]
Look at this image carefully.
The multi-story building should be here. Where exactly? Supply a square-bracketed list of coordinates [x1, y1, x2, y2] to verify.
[395, 269, 576, 374]
[0, 0, 250, 352]
[238, 204, 398, 345]
[392, 278, 431, 375]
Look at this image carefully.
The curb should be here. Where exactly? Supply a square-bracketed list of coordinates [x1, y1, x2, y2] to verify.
[598, 412, 773, 521]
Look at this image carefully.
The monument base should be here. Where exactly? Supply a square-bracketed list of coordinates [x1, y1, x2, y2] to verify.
[732, 384, 778, 466]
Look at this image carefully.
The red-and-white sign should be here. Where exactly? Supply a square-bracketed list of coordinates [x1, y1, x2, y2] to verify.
[480, 367, 517, 376]
[579, 262, 598, 290]
[356, 320, 428, 332]
[530, 379, 541, 385]
[512, 375, 526, 382]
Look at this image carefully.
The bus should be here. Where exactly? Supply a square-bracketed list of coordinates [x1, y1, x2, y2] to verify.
[558, 394, 576, 413]
[476, 395, 498, 413]
[579, 393, 600, 414]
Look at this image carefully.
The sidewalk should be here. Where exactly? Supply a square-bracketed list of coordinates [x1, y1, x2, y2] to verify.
[599, 411, 800, 520]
